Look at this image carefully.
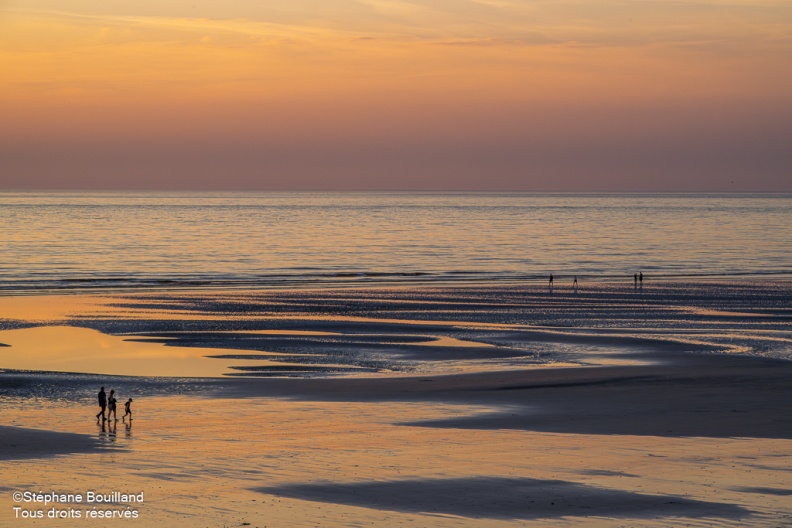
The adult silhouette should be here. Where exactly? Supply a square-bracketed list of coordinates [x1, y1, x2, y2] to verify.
[96, 387, 107, 421]
[107, 389, 118, 421]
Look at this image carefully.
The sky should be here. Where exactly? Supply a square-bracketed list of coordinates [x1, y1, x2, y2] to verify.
[1, 0, 791, 191]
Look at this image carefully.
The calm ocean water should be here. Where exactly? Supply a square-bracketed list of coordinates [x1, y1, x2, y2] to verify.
[1, 192, 791, 293]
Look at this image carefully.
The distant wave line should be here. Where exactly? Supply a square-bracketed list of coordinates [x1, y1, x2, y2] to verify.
[2, 269, 792, 295]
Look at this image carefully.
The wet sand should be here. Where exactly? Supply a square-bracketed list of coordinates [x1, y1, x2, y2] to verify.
[0, 426, 118, 461]
[1, 282, 791, 526]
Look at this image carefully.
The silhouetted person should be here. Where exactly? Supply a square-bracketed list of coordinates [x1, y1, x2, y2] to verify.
[549, 274, 553, 287]
[96, 387, 107, 421]
[122, 398, 133, 422]
[573, 276, 578, 287]
[107, 390, 118, 421]
[639, 272, 643, 284]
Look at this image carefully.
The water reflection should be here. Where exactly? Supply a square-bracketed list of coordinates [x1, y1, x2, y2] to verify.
[97, 419, 117, 443]
[1, 192, 791, 292]
[0, 326, 266, 378]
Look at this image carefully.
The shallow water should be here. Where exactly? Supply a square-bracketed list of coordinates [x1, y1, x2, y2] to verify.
[1, 281, 789, 378]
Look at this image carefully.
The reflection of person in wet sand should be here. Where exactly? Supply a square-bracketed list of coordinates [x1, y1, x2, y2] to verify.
[96, 386, 107, 421]
[107, 389, 118, 421]
[97, 414, 117, 439]
[122, 398, 133, 422]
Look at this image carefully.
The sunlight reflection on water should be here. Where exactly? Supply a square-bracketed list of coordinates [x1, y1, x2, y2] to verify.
[1, 192, 790, 292]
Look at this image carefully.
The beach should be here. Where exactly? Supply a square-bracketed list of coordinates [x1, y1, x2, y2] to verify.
[1, 281, 791, 526]
[3, 0, 791, 517]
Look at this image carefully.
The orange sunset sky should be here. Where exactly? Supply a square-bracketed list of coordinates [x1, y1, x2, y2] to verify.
[1, 0, 791, 191]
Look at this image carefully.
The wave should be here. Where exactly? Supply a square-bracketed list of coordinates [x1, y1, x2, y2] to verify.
[2, 269, 791, 295]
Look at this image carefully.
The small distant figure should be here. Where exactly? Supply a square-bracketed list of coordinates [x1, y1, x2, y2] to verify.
[96, 386, 107, 421]
[549, 274, 554, 286]
[122, 398, 133, 422]
[573, 276, 578, 287]
[107, 390, 118, 421]
[639, 272, 643, 284]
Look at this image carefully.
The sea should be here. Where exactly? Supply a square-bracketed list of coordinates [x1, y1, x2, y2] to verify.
[1, 191, 791, 294]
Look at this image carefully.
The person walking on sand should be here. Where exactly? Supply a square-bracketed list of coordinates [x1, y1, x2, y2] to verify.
[96, 386, 107, 421]
[122, 398, 133, 422]
[107, 389, 118, 421]
[573, 276, 578, 287]
[549, 274, 553, 287]
[639, 272, 643, 284]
